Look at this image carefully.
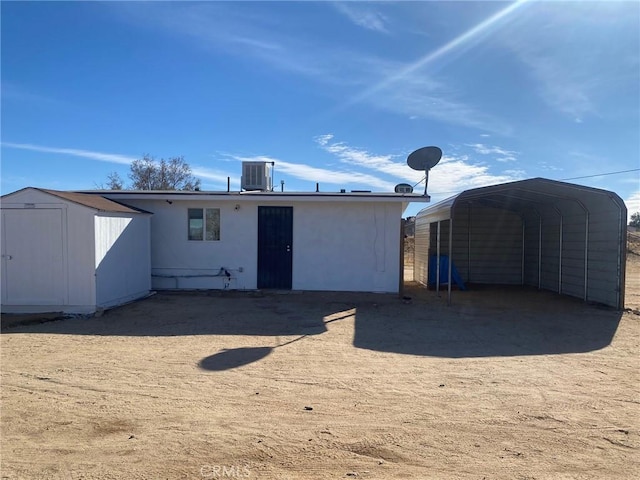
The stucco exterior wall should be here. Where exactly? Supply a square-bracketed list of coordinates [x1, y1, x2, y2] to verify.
[122, 200, 256, 290]
[120, 198, 402, 293]
[292, 202, 401, 292]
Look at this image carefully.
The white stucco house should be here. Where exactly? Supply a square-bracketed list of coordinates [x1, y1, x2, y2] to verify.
[1, 169, 427, 313]
[86, 189, 425, 293]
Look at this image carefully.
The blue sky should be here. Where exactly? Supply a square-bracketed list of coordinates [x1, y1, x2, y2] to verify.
[2, 1, 639, 219]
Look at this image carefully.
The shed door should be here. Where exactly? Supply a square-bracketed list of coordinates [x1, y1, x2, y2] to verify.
[257, 206, 293, 289]
[1, 209, 65, 305]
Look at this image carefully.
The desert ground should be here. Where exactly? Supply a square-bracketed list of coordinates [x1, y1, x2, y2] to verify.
[2, 240, 639, 479]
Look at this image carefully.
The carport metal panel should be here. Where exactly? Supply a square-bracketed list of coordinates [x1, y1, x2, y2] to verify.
[414, 178, 626, 309]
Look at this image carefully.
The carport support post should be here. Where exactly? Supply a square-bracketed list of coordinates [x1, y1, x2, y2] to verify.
[436, 221, 441, 294]
[616, 204, 626, 310]
[448, 217, 453, 306]
[556, 208, 563, 295]
[521, 218, 525, 286]
[398, 219, 405, 298]
[584, 212, 589, 302]
[538, 216, 542, 290]
[467, 203, 472, 282]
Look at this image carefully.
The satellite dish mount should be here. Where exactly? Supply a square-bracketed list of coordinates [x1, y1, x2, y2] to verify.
[407, 146, 442, 197]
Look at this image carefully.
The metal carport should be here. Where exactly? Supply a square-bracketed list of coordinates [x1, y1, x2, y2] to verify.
[414, 178, 627, 309]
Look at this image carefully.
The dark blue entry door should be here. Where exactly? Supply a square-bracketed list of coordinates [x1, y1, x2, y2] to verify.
[257, 206, 293, 289]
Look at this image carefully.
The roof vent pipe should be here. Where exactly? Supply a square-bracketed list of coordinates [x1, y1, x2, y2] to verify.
[271, 162, 275, 192]
[316, 183, 319, 192]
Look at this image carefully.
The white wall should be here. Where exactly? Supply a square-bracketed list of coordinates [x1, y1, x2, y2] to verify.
[1, 189, 96, 313]
[293, 202, 401, 292]
[95, 214, 151, 307]
[2, 208, 66, 306]
[65, 201, 97, 310]
[121, 200, 258, 290]
[120, 198, 402, 293]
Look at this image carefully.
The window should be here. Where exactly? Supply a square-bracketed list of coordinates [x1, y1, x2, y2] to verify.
[188, 208, 220, 241]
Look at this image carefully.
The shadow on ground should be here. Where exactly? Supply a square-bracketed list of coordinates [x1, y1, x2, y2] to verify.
[197, 309, 354, 370]
[199, 346, 274, 371]
[2, 286, 623, 366]
[1, 291, 337, 337]
[352, 283, 622, 358]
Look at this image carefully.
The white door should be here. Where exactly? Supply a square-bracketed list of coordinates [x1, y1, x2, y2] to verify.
[1, 209, 65, 305]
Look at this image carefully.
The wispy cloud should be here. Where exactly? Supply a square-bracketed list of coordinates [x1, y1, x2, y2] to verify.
[332, 2, 389, 33]
[325, 1, 531, 133]
[466, 143, 518, 162]
[361, 77, 510, 133]
[346, 1, 531, 106]
[191, 166, 238, 185]
[112, 2, 510, 133]
[1, 142, 136, 165]
[114, 3, 327, 79]
[315, 134, 422, 182]
[3, 138, 524, 196]
[1, 83, 65, 108]
[1, 142, 234, 185]
[428, 155, 523, 196]
[626, 191, 640, 221]
[503, 3, 639, 122]
[515, 51, 594, 122]
[537, 161, 562, 172]
[314, 134, 524, 197]
[229, 154, 396, 191]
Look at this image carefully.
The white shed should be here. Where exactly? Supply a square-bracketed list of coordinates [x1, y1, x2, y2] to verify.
[1, 188, 152, 314]
[90, 190, 427, 293]
[414, 178, 627, 309]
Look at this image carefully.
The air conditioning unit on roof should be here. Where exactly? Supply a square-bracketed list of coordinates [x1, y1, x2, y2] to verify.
[241, 161, 272, 191]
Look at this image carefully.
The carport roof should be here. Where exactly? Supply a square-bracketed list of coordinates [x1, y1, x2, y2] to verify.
[415, 177, 628, 309]
[417, 177, 626, 220]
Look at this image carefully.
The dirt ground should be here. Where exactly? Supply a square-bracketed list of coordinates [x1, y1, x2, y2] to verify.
[1, 248, 639, 479]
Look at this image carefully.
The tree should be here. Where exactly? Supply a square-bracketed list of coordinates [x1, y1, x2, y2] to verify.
[630, 212, 640, 228]
[100, 155, 201, 191]
[105, 172, 124, 190]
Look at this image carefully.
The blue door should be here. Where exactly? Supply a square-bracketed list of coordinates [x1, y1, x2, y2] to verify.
[257, 206, 293, 289]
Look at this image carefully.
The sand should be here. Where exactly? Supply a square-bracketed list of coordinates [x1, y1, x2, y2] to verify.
[1, 253, 638, 479]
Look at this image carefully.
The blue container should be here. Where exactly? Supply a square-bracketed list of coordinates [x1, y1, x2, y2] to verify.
[428, 255, 466, 290]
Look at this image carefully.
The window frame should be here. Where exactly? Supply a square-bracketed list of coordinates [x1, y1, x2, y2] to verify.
[187, 207, 220, 241]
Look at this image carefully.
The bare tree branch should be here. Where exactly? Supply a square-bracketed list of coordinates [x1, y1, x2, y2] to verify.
[112, 155, 201, 190]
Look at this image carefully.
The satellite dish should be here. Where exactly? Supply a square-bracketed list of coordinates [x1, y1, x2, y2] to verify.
[395, 183, 413, 194]
[406, 146, 442, 197]
[407, 146, 442, 171]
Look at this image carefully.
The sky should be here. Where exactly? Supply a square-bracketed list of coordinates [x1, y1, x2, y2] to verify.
[1, 1, 639, 219]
